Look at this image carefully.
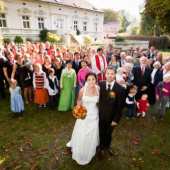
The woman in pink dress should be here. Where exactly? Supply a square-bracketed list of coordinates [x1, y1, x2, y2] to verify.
[75, 60, 92, 105]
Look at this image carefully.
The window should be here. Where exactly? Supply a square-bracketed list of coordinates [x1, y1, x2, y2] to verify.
[74, 21, 78, 30]
[22, 16, 30, 28]
[38, 17, 44, 30]
[83, 22, 87, 32]
[0, 14, 7, 27]
[94, 23, 97, 32]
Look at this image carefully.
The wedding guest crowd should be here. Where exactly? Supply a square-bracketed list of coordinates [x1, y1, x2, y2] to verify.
[0, 41, 169, 121]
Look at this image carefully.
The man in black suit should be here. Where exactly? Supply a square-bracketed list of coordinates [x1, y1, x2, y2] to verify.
[72, 52, 82, 106]
[99, 67, 125, 159]
[132, 56, 151, 101]
[72, 52, 81, 74]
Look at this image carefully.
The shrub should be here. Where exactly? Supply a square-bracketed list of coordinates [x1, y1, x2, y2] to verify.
[3, 38, 11, 44]
[26, 38, 33, 42]
[115, 36, 125, 42]
[84, 35, 94, 44]
[76, 29, 81, 36]
[123, 35, 170, 50]
[39, 28, 49, 42]
[14, 36, 23, 43]
[46, 32, 62, 43]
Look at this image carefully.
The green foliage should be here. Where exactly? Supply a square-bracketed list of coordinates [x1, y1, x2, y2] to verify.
[14, 36, 23, 43]
[46, 32, 62, 43]
[84, 35, 94, 44]
[3, 38, 11, 44]
[76, 29, 81, 36]
[130, 26, 140, 35]
[26, 38, 33, 42]
[141, 0, 170, 35]
[115, 36, 125, 42]
[124, 35, 170, 50]
[39, 28, 49, 42]
[102, 8, 122, 22]
[119, 14, 130, 33]
[0, 0, 4, 12]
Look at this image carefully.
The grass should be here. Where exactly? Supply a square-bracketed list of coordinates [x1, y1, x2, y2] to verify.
[0, 91, 170, 170]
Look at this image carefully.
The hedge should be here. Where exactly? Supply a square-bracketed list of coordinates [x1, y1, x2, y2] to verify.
[123, 35, 170, 50]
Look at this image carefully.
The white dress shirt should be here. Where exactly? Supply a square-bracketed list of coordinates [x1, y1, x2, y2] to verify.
[126, 94, 136, 104]
[140, 66, 145, 74]
[47, 75, 58, 96]
[92, 55, 107, 75]
[106, 80, 115, 90]
[121, 60, 126, 70]
[151, 68, 158, 84]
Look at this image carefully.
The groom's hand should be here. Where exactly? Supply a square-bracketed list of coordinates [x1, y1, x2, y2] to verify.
[111, 121, 117, 126]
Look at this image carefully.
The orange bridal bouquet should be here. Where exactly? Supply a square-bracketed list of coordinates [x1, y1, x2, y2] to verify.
[109, 92, 115, 99]
[73, 104, 87, 120]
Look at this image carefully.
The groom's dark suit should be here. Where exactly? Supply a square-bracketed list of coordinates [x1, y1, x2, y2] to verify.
[99, 80, 125, 150]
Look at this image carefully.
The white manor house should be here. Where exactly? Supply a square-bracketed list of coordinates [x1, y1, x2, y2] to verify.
[0, 0, 104, 43]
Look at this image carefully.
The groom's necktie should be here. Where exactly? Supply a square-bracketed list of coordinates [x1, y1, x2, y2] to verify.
[107, 84, 111, 93]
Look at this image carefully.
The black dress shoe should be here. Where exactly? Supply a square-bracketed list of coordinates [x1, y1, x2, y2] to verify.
[99, 150, 105, 159]
[108, 147, 114, 156]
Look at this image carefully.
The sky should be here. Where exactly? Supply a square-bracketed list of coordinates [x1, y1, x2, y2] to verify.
[86, 0, 144, 20]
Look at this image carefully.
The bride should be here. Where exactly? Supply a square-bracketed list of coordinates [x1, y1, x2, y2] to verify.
[67, 72, 100, 165]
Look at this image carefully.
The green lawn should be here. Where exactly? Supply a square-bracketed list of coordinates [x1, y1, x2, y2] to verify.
[0, 92, 170, 170]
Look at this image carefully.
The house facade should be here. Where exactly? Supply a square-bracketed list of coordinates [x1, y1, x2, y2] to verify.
[0, 0, 104, 42]
[103, 21, 120, 38]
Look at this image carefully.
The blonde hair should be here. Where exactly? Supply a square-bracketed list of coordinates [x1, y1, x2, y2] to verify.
[142, 94, 148, 98]
[44, 55, 51, 64]
[117, 67, 124, 74]
[129, 87, 137, 94]
[10, 79, 17, 86]
[34, 63, 42, 72]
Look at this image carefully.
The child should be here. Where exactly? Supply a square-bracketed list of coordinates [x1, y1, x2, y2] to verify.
[125, 87, 137, 120]
[137, 94, 149, 118]
[116, 67, 127, 89]
[23, 54, 33, 70]
[58, 60, 77, 111]
[9, 79, 24, 118]
[33, 63, 49, 107]
[46, 68, 59, 110]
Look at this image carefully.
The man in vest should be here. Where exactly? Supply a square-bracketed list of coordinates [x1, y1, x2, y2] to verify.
[92, 47, 107, 84]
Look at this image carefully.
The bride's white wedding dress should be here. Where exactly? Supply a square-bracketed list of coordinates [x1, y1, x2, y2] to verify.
[67, 84, 99, 165]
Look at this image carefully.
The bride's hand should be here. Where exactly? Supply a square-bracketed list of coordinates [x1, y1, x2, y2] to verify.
[111, 121, 117, 126]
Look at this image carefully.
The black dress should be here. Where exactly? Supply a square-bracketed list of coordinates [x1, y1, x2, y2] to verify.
[16, 62, 32, 88]
[42, 64, 52, 78]
[52, 65, 64, 81]
[3, 60, 13, 78]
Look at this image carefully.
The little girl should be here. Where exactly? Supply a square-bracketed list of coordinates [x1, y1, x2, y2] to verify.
[137, 94, 149, 118]
[116, 67, 127, 89]
[33, 63, 49, 107]
[9, 79, 24, 118]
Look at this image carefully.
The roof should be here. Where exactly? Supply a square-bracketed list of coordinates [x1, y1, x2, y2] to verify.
[103, 21, 120, 25]
[32, 0, 104, 13]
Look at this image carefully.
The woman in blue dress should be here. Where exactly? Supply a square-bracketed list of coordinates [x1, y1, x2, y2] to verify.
[108, 54, 120, 72]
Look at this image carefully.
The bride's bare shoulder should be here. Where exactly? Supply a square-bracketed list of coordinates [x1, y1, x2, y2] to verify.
[79, 86, 85, 94]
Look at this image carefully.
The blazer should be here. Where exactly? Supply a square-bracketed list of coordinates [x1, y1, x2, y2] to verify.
[99, 81, 125, 124]
[151, 68, 163, 86]
[72, 60, 82, 74]
[132, 65, 151, 91]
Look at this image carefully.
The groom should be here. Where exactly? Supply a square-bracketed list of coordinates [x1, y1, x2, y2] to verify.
[99, 66, 125, 159]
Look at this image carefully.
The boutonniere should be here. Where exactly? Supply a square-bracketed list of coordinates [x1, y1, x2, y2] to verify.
[109, 92, 115, 99]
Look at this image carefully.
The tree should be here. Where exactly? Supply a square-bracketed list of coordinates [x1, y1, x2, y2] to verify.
[143, 0, 170, 35]
[102, 8, 122, 22]
[39, 28, 49, 42]
[119, 11, 130, 33]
